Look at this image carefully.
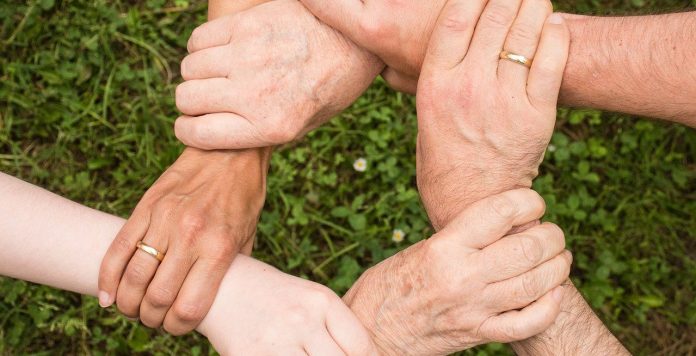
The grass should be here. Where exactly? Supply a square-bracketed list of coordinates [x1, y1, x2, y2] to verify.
[1, 0, 695, 355]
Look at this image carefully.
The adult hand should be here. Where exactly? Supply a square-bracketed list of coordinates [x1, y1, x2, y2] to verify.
[299, 0, 450, 93]
[98, 148, 270, 335]
[416, 0, 569, 229]
[199, 255, 377, 355]
[174, 0, 383, 150]
[344, 189, 571, 355]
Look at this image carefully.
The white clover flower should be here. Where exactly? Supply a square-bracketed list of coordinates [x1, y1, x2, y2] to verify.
[392, 229, 405, 243]
[353, 158, 367, 172]
[547, 144, 557, 152]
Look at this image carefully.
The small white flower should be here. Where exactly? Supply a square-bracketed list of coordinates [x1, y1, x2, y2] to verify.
[547, 144, 557, 152]
[392, 229, 405, 243]
[353, 158, 367, 172]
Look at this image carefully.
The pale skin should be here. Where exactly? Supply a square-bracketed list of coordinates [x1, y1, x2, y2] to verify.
[173, 0, 693, 354]
[0, 173, 571, 354]
[0, 172, 377, 355]
[97, 0, 280, 336]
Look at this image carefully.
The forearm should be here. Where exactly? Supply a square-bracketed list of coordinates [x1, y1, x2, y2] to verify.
[0, 171, 260, 338]
[561, 12, 696, 126]
[512, 281, 629, 355]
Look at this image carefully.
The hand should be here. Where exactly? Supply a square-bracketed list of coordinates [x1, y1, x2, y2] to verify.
[174, 0, 383, 150]
[98, 147, 270, 334]
[299, 0, 450, 93]
[199, 255, 377, 355]
[416, 0, 569, 229]
[344, 189, 571, 355]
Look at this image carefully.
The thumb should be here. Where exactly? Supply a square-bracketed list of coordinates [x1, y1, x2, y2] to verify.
[436, 189, 547, 250]
[174, 113, 267, 150]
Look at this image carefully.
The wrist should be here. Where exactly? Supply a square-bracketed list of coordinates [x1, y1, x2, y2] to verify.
[343, 262, 401, 355]
[511, 280, 628, 355]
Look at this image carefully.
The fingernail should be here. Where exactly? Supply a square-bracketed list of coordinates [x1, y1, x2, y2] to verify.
[125, 316, 139, 322]
[552, 287, 564, 302]
[98, 290, 112, 308]
[548, 13, 564, 25]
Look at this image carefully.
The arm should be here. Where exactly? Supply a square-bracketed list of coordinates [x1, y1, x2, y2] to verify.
[560, 13, 696, 126]
[300, 0, 696, 126]
[0, 172, 375, 355]
[411, 1, 628, 355]
[97, 0, 276, 335]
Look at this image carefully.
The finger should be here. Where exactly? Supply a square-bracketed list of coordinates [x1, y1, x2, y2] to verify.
[437, 189, 546, 250]
[139, 245, 196, 329]
[187, 15, 238, 53]
[326, 299, 378, 356]
[527, 13, 570, 109]
[421, 0, 488, 73]
[481, 286, 564, 343]
[174, 113, 268, 150]
[163, 256, 231, 335]
[175, 78, 240, 116]
[115, 224, 169, 319]
[477, 222, 565, 282]
[180, 45, 233, 80]
[303, 330, 345, 356]
[485, 250, 572, 312]
[98, 206, 150, 308]
[497, 0, 553, 91]
[467, 0, 523, 67]
[298, 0, 365, 45]
[380, 68, 417, 94]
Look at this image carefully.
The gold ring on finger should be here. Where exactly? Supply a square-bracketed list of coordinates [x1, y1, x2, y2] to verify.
[136, 241, 165, 262]
[500, 50, 533, 68]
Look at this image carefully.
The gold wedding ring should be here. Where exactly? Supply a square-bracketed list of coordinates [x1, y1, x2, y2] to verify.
[500, 50, 532, 68]
[136, 241, 165, 262]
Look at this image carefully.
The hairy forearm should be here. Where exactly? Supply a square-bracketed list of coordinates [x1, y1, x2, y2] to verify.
[561, 12, 696, 126]
[512, 281, 629, 355]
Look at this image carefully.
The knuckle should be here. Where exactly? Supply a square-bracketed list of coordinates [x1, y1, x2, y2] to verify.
[358, 16, 385, 38]
[542, 223, 565, 247]
[528, 190, 546, 216]
[490, 194, 517, 219]
[508, 24, 539, 46]
[521, 270, 541, 299]
[423, 237, 448, 261]
[518, 235, 544, 266]
[538, 0, 554, 14]
[498, 322, 520, 341]
[440, 2, 472, 33]
[308, 286, 339, 309]
[283, 305, 313, 327]
[145, 286, 177, 309]
[114, 234, 135, 253]
[116, 295, 138, 318]
[178, 214, 206, 241]
[172, 301, 206, 323]
[124, 262, 152, 285]
[483, 3, 514, 27]
[558, 252, 573, 277]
